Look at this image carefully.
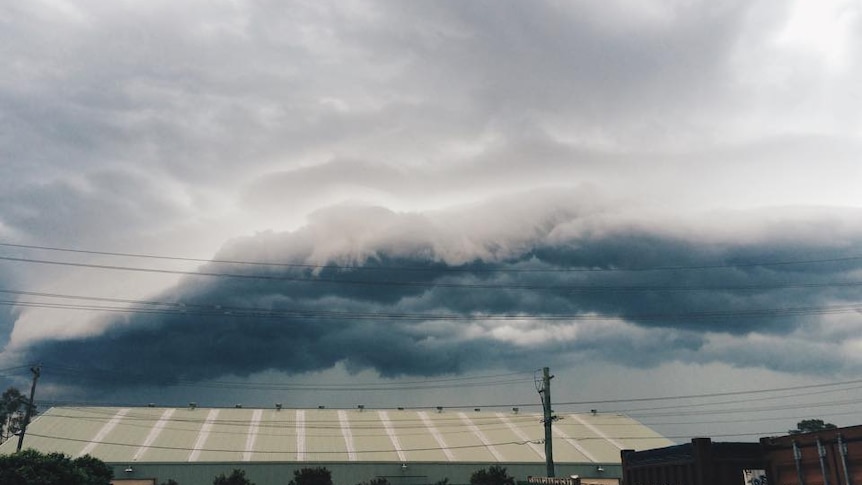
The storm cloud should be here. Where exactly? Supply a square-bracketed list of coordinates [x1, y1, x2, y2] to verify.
[0, 0, 861, 433]
[15, 191, 862, 390]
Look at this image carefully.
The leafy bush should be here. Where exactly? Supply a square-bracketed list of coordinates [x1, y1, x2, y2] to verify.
[470, 466, 515, 485]
[289, 467, 333, 485]
[0, 449, 112, 485]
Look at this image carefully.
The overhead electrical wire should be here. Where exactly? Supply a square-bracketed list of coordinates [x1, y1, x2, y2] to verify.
[551, 378, 862, 408]
[34, 412, 545, 438]
[3, 241, 860, 441]
[26, 378, 861, 444]
[603, 383, 862, 415]
[636, 409, 862, 428]
[32, 363, 862, 409]
[3, 243, 861, 330]
[22, 428, 788, 455]
[3, 292, 862, 323]
[3, 241, 862, 272]
[19, 369, 862, 442]
[29, 404, 857, 442]
[35, 390, 860, 437]
[24, 374, 861, 443]
[38, 363, 538, 392]
[628, 397, 860, 419]
[2, 255, 862, 293]
[23, 431, 553, 454]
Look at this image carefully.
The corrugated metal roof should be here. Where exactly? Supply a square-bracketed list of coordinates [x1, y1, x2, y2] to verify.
[0, 406, 673, 464]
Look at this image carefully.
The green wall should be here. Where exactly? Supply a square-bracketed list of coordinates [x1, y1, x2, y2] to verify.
[110, 461, 621, 485]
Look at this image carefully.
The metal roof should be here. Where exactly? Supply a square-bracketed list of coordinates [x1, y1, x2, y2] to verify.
[0, 406, 673, 464]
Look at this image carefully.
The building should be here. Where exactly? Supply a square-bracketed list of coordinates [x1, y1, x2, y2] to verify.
[0, 405, 674, 485]
[760, 424, 862, 485]
[620, 438, 764, 485]
[620, 425, 862, 485]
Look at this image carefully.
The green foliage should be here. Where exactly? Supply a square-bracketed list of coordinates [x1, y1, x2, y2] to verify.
[0, 387, 24, 442]
[213, 469, 255, 485]
[789, 419, 838, 435]
[289, 467, 333, 485]
[70, 455, 112, 484]
[0, 449, 112, 485]
[470, 466, 515, 485]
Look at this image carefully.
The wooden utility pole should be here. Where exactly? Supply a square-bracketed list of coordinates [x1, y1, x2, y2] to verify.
[16, 365, 40, 452]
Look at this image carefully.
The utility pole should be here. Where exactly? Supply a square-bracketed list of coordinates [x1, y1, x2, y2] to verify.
[538, 366, 556, 477]
[16, 365, 40, 452]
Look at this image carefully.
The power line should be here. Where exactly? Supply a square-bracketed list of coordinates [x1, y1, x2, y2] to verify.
[628, 397, 860, 419]
[4, 288, 862, 327]
[33, 362, 862, 410]
[4, 296, 862, 324]
[605, 383, 862, 414]
[638, 409, 862, 428]
[24, 396, 861, 443]
[551, 378, 862, 407]
[23, 431, 552, 455]
[3, 255, 862, 293]
[22, 428, 783, 455]
[35, 410, 545, 437]
[38, 363, 537, 392]
[3, 241, 862, 272]
[39, 405, 858, 439]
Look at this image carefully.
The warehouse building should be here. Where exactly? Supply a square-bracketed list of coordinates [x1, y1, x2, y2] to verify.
[0, 405, 674, 485]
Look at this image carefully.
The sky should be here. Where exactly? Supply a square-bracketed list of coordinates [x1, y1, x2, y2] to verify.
[1, 0, 862, 445]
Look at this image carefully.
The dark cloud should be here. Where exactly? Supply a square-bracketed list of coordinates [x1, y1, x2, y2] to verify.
[19, 197, 862, 391]
[0, 297, 18, 352]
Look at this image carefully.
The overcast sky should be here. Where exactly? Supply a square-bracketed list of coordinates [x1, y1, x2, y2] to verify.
[1, 0, 862, 444]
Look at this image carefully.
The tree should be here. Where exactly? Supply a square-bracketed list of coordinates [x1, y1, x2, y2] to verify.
[0, 449, 112, 485]
[289, 467, 333, 485]
[789, 419, 838, 435]
[0, 387, 24, 443]
[71, 455, 113, 485]
[470, 466, 515, 485]
[213, 469, 255, 485]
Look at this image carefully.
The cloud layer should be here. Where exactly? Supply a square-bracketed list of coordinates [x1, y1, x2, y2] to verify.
[1, 0, 861, 402]
[14, 191, 862, 390]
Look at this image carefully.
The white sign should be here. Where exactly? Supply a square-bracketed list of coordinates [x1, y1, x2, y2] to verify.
[743, 469, 767, 485]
